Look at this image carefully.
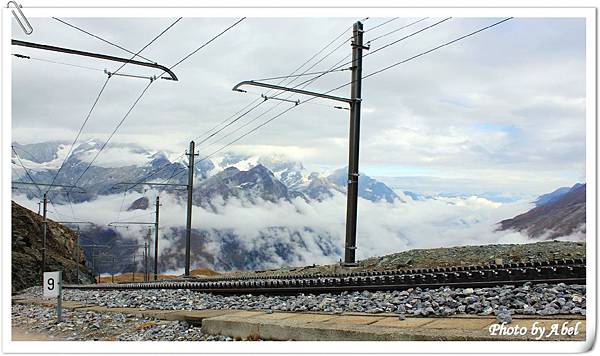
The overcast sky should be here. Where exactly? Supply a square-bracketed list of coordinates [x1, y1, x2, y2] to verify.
[11, 16, 586, 196]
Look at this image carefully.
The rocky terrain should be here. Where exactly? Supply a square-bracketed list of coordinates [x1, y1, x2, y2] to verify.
[11, 304, 234, 341]
[11, 201, 94, 293]
[17, 282, 586, 322]
[214, 240, 586, 278]
[498, 183, 586, 239]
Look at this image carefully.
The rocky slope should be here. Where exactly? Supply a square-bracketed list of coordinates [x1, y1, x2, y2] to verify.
[205, 240, 585, 278]
[11, 201, 94, 292]
[498, 184, 586, 239]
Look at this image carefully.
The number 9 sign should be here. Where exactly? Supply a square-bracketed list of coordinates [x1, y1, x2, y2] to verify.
[43, 271, 61, 298]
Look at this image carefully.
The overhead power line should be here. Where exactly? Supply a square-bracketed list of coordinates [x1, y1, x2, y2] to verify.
[255, 67, 351, 82]
[365, 17, 399, 33]
[366, 17, 430, 44]
[197, 17, 515, 166]
[12, 54, 105, 72]
[285, 17, 447, 93]
[365, 17, 452, 58]
[113, 17, 183, 76]
[167, 17, 246, 71]
[53, 17, 155, 63]
[45, 76, 111, 191]
[11, 146, 42, 195]
[117, 18, 357, 192]
[71, 80, 154, 190]
[192, 21, 354, 148]
[189, 17, 357, 145]
[363, 18, 514, 81]
[74, 17, 246, 196]
[55, 18, 183, 193]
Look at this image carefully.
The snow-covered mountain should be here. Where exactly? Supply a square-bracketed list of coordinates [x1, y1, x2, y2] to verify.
[11, 140, 408, 273]
[13, 139, 581, 274]
[12, 140, 403, 206]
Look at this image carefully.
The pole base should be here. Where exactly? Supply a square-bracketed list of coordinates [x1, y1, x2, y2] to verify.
[341, 261, 359, 268]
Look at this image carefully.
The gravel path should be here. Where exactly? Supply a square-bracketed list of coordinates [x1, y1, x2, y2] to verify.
[18, 283, 586, 324]
[11, 304, 234, 341]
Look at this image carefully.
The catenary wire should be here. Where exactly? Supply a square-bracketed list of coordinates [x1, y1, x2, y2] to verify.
[107, 18, 247, 220]
[118, 18, 360, 192]
[47, 18, 183, 195]
[189, 18, 515, 169]
[366, 17, 430, 44]
[364, 17, 399, 32]
[12, 54, 105, 72]
[11, 146, 42, 195]
[66, 18, 187, 192]
[52, 17, 155, 63]
[290, 17, 452, 90]
[110, 18, 247, 194]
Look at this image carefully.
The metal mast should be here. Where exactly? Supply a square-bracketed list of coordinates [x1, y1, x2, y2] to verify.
[344, 21, 365, 266]
[184, 141, 198, 276]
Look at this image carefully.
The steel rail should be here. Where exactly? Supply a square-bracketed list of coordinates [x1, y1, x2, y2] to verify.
[65, 259, 586, 295]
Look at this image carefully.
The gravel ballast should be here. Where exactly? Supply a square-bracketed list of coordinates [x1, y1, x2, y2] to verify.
[11, 304, 234, 341]
[18, 282, 586, 322]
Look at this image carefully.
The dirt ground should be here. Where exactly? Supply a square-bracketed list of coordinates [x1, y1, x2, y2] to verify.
[12, 328, 53, 341]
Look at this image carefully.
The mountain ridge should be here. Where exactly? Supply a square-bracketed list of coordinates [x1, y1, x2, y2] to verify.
[498, 183, 586, 240]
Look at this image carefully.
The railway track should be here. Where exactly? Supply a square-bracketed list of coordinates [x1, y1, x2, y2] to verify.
[66, 258, 586, 295]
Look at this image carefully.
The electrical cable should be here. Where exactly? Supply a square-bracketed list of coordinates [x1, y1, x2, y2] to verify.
[47, 18, 183, 195]
[13, 54, 105, 72]
[11, 146, 42, 195]
[117, 18, 357, 192]
[191, 17, 514, 167]
[67, 18, 186, 192]
[52, 17, 155, 63]
[364, 17, 399, 33]
[366, 17, 430, 44]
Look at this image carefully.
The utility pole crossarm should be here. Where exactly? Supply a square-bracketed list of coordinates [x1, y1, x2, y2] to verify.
[12, 181, 86, 193]
[55, 221, 94, 225]
[113, 182, 187, 188]
[12, 39, 178, 81]
[232, 81, 353, 104]
[108, 221, 154, 226]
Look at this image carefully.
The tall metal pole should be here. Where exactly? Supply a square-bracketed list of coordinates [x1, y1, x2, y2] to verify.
[144, 230, 149, 282]
[111, 256, 115, 283]
[132, 254, 136, 282]
[184, 141, 198, 276]
[154, 196, 160, 280]
[41, 192, 48, 280]
[344, 21, 364, 266]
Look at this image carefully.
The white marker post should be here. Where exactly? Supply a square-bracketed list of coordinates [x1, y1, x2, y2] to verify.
[43, 271, 62, 322]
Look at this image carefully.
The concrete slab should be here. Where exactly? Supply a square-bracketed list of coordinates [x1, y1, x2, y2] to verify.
[172, 309, 234, 324]
[284, 313, 337, 324]
[252, 312, 297, 321]
[228, 311, 266, 318]
[425, 318, 494, 330]
[371, 317, 435, 329]
[201, 315, 260, 340]
[324, 315, 385, 326]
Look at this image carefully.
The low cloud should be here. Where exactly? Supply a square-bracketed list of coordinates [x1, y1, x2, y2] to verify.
[12, 187, 554, 273]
